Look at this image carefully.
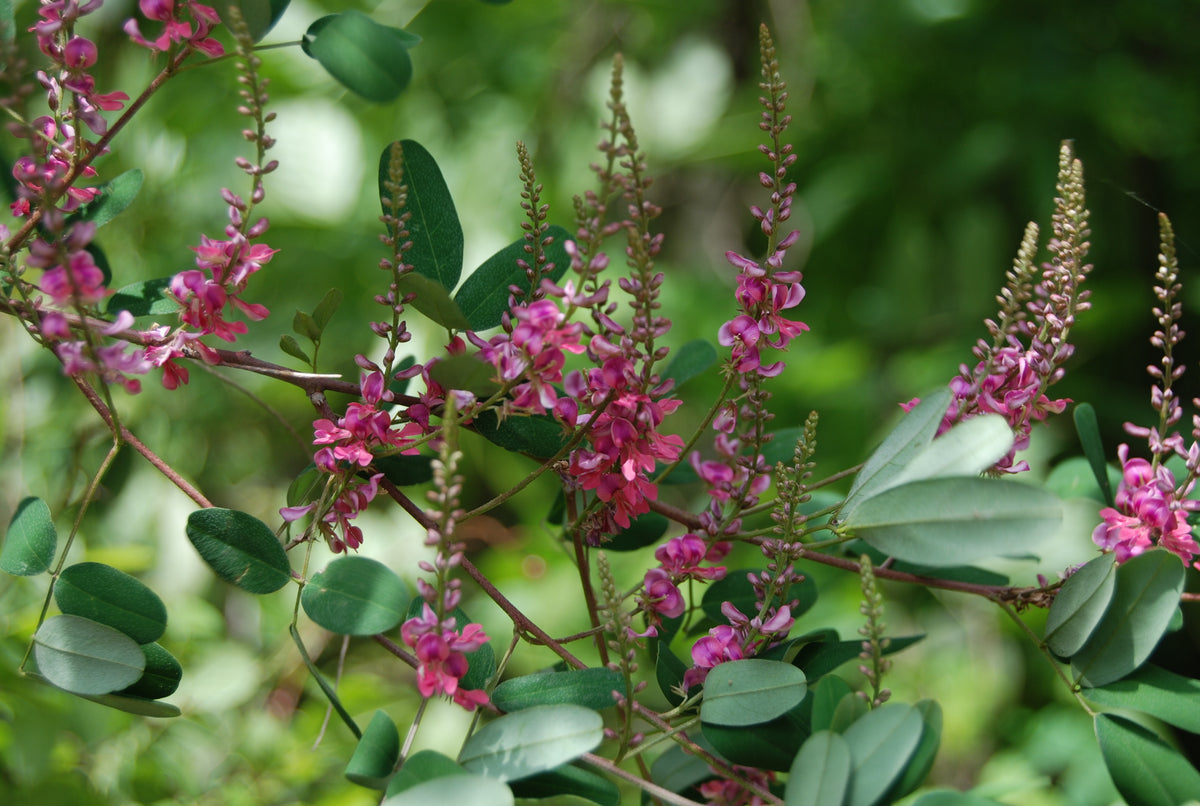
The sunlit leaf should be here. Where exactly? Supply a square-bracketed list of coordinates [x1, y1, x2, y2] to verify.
[785, 730, 852, 806]
[1043, 552, 1117, 657]
[458, 704, 603, 782]
[454, 225, 573, 331]
[1, 496, 56, 576]
[842, 703, 924, 806]
[491, 668, 625, 712]
[303, 11, 414, 102]
[55, 562, 167, 644]
[33, 615, 145, 696]
[1095, 713, 1200, 806]
[346, 710, 400, 790]
[185, 508, 291, 594]
[885, 414, 1013, 488]
[303, 556, 410, 636]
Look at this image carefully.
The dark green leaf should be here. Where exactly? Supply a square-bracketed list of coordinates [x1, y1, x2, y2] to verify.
[55, 562, 167, 644]
[701, 697, 812, 771]
[428, 353, 501, 397]
[1072, 550, 1186, 687]
[701, 659, 807, 727]
[809, 675, 853, 732]
[279, 334, 311, 365]
[1073, 403, 1114, 506]
[785, 730, 852, 806]
[509, 763, 619, 806]
[700, 572, 758, 624]
[33, 615, 145, 696]
[346, 710, 400, 790]
[219, 0, 290, 41]
[379, 140, 464, 290]
[303, 12, 414, 102]
[117, 642, 182, 700]
[386, 749, 464, 797]
[912, 793, 1009, 806]
[1095, 713, 1200, 806]
[844, 477, 1062, 567]
[655, 642, 692, 706]
[650, 743, 714, 799]
[185, 508, 291, 594]
[106, 276, 177, 317]
[887, 700, 942, 800]
[829, 692, 869, 734]
[761, 427, 807, 468]
[303, 556, 410, 635]
[293, 310, 321, 341]
[458, 704, 604, 782]
[382, 774, 513, 806]
[286, 463, 321, 508]
[454, 225, 572, 331]
[397, 272, 471, 331]
[72, 169, 143, 228]
[1043, 552, 1117, 657]
[2, 496, 56, 576]
[312, 287, 343, 330]
[840, 387, 952, 520]
[492, 668, 625, 712]
[473, 409, 567, 459]
[842, 703, 924, 806]
[663, 340, 718, 390]
[794, 635, 925, 681]
[1084, 664, 1200, 734]
[371, 454, 434, 486]
[604, 511, 669, 551]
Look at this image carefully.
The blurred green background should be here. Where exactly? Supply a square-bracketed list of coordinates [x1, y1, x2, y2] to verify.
[2, 0, 1199, 803]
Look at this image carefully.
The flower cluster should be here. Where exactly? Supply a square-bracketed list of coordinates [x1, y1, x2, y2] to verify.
[637, 534, 729, 631]
[719, 241, 808, 378]
[400, 603, 490, 711]
[698, 766, 777, 806]
[1092, 446, 1199, 567]
[124, 0, 224, 57]
[683, 599, 794, 690]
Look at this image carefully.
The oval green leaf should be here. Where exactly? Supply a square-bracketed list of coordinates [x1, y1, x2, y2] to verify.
[842, 702, 924, 806]
[346, 710, 400, 790]
[379, 140, 464, 291]
[701, 698, 811, 771]
[117, 642, 182, 700]
[785, 730, 853, 806]
[886, 415, 1014, 488]
[605, 511, 669, 552]
[701, 659, 807, 727]
[33, 614, 146, 696]
[382, 774, 513, 806]
[491, 668, 625, 712]
[185, 508, 291, 594]
[303, 556, 410, 636]
[386, 750, 465, 797]
[2, 496, 56, 576]
[509, 764, 619, 806]
[1095, 713, 1200, 806]
[1072, 550, 1186, 688]
[454, 225, 573, 332]
[888, 699, 942, 800]
[840, 387, 952, 520]
[809, 674, 854, 732]
[72, 169, 143, 228]
[473, 409, 567, 459]
[1083, 663, 1200, 734]
[458, 704, 603, 782]
[428, 353, 502, 397]
[371, 454, 434, 487]
[844, 477, 1062, 567]
[303, 11, 414, 102]
[1043, 552, 1117, 657]
[397, 273, 471, 331]
[55, 562, 167, 645]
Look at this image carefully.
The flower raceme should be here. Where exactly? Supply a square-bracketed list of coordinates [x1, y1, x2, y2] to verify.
[1093, 445, 1200, 569]
[400, 603, 490, 711]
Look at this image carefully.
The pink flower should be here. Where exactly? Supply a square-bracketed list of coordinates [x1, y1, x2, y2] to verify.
[125, 0, 224, 57]
[400, 604, 490, 710]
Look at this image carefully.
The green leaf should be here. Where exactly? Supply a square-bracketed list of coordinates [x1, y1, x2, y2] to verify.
[185, 508, 291, 594]
[701, 697, 812, 771]
[473, 409, 567, 459]
[655, 642, 692, 706]
[887, 700, 942, 800]
[1043, 552, 1117, 657]
[287, 463, 322, 508]
[29, 670, 183, 717]
[1045, 456, 1118, 503]
[842, 703, 924, 806]
[491, 668, 625, 712]
[650, 743, 715, 799]
[397, 272, 471, 331]
[1095, 713, 1200, 806]
[794, 635, 924, 683]
[72, 169, 143, 229]
[762, 426, 808, 468]
[346, 710, 400, 790]
[386, 750, 464, 797]
[371, 454, 434, 487]
[106, 276, 177, 317]
[458, 704, 604, 782]
[844, 477, 1062, 567]
[785, 730, 853, 806]
[604, 511, 669, 552]
[885, 415, 1014, 488]
[809, 675, 854, 732]
[1072, 550, 1186, 687]
[2, 496, 56, 576]
[701, 659, 807, 727]
[428, 353, 502, 397]
[293, 310, 321, 341]
[509, 763, 619, 806]
[912, 793, 1010, 806]
[383, 774, 513, 806]
[1073, 403, 1114, 506]
[1084, 663, 1200, 734]
[117, 642, 182, 700]
[219, 0, 291, 41]
[278, 334, 311, 365]
[33, 614, 145, 696]
[303, 556, 410, 636]
[312, 287, 343, 330]
[454, 225, 572, 331]
[303, 12, 414, 102]
[380, 140, 464, 290]
[55, 562, 167, 645]
[663, 340, 718, 390]
[840, 388, 952, 520]
[701, 570, 818, 624]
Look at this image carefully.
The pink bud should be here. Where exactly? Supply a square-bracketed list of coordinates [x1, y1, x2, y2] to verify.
[63, 37, 97, 70]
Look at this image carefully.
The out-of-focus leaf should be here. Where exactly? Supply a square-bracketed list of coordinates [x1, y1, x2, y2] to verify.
[1043, 552, 1117, 657]
[382, 774, 512, 806]
[2, 496, 56, 576]
[117, 642, 182, 700]
[55, 562, 167, 645]
[1095, 713, 1200, 806]
[491, 668, 625, 712]
[1083, 664, 1200, 734]
[785, 730, 852, 806]
[509, 763, 619, 806]
[701, 659, 807, 727]
[454, 225, 572, 331]
[397, 273, 471, 331]
[106, 276, 177, 317]
[663, 340, 718, 390]
[346, 710, 400, 790]
[303, 556, 409, 636]
[378, 140, 463, 290]
[312, 287, 342, 330]
[279, 335, 311, 364]
[1074, 403, 1114, 506]
[842, 703, 924, 806]
[385, 750, 463, 797]
[33, 615, 145, 696]
[72, 169, 143, 228]
[1072, 550, 1185, 687]
[912, 793, 1009, 806]
[219, 0, 291, 42]
[302, 11, 414, 102]
[428, 353, 500, 397]
[458, 704, 603, 782]
[1045, 456, 1118, 503]
[185, 508, 291, 594]
[844, 477, 1062, 567]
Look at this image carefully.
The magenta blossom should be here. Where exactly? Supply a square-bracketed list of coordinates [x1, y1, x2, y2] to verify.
[400, 603, 490, 711]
